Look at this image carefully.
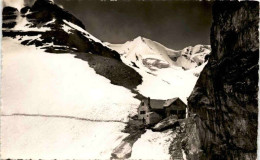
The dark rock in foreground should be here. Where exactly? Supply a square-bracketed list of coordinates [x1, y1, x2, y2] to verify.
[183, 2, 259, 160]
[152, 115, 180, 132]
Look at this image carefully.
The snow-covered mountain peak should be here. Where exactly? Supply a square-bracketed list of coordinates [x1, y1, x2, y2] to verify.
[131, 36, 153, 45]
[107, 37, 211, 71]
[130, 36, 172, 53]
[133, 36, 144, 41]
[107, 36, 178, 71]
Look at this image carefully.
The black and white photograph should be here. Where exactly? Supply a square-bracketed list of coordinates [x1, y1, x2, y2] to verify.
[1, 0, 259, 159]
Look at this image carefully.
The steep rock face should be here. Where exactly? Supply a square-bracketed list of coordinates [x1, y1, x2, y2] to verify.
[184, 2, 259, 160]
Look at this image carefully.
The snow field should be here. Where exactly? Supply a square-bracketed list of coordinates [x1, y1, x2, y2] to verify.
[131, 129, 176, 159]
[2, 38, 139, 121]
[1, 38, 139, 158]
[1, 116, 128, 159]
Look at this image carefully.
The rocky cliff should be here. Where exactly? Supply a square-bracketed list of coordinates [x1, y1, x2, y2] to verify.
[183, 2, 259, 160]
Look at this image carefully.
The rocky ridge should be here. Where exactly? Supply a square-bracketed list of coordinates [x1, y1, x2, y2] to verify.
[2, 0, 120, 60]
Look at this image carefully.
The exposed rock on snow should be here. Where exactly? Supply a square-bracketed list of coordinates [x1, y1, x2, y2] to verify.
[168, 44, 211, 70]
[152, 115, 179, 132]
[2, 7, 19, 28]
[111, 119, 145, 159]
[111, 141, 132, 159]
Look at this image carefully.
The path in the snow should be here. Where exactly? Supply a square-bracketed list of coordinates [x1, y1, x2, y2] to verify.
[1, 113, 127, 124]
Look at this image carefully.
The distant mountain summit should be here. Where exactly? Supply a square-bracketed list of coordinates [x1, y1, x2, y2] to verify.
[107, 37, 211, 71]
[107, 36, 175, 71]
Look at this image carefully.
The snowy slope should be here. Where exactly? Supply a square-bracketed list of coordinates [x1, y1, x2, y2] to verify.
[135, 66, 206, 103]
[0, 37, 202, 159]
[131, 130, 175, 159]
[1, 38, 139, 159]
[1, 116, 127, 159]
[1, 38, 139, 121]
[2, 0, 141, 91]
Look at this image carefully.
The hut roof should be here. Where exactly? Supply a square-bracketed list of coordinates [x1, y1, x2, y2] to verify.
[163, 97, 178, 107]
[143, 99, 165, 109]
[163, 97, 186, 108]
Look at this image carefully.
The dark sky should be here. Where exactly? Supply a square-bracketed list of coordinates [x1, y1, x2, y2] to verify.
[55, 0, 213, 50]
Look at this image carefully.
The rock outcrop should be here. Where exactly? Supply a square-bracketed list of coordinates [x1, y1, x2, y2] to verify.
[152, 115, 179, 132]
[2, 7, 19, 28]
[183, 2, 259, 160]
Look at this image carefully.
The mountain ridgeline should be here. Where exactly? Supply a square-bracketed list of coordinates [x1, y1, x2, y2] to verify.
[183, 2, 259, 160]
[3, 0, 119, 58]
[2, 0, 142, 90]
[107, 37, 211, 71]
